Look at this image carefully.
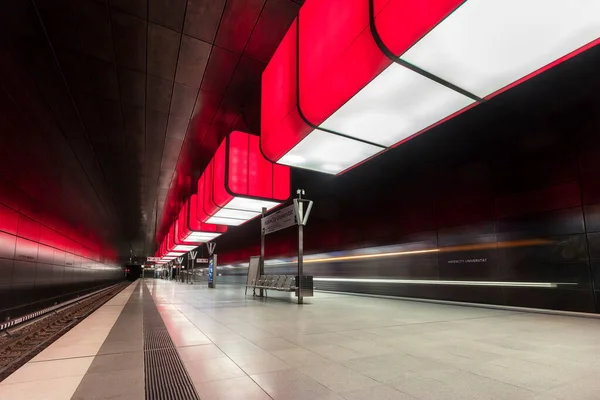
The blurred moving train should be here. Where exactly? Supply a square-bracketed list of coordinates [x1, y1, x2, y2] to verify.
[215, 237, 594, 311]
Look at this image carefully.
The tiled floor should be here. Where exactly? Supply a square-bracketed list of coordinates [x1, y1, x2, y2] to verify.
[3, 279, 600, 399]
[71, 281, 144, 400]
[148, 280, 600, 400]
[0, 282, 139, 400]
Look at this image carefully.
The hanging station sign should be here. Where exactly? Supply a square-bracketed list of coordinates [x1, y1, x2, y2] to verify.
[261, 204, 297, 235]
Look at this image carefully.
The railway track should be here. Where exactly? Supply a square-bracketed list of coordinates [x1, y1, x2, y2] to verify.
[0, 282, 129, 382]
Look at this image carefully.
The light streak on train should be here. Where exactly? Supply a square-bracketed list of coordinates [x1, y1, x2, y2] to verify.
[259, 238, 552, 266]
[217, 238, 576, 290]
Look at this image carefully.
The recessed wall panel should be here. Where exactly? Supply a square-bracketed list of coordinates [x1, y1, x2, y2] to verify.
[11, 260, 36, 284]
[503, 287, 595, 313]
[498, 234, 589, 284]
[0, 231, 16, 260]
[496, 208, 585, 241]
[0, 258, 14, 283]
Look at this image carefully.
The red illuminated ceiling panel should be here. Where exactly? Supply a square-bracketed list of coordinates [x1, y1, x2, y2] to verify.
[169, 224, 197, 252]
[262, 0, 600, 174]
[261, 20, 314, 166]
[200, 131, 290, 226]
[158, 239, 175, 261]
[165, 227, 185, 257]
[177, 196, 227, 242]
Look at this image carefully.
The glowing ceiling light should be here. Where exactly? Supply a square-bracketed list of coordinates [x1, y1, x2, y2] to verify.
[177, 196, 226, 243]
[278, 129, 382, 174]
[401, 0, 600, 98]
[261, 0, 600, 174]
[163, 226, 186, 257]
[158, 238, 167, 259]
[318, 63, 474, 146]
[167, 223, 198, 252]
[200, 131, 290, 226]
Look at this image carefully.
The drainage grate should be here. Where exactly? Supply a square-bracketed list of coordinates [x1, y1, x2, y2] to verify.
[145, 327, 172, 350]
[143, 284, 200, 400]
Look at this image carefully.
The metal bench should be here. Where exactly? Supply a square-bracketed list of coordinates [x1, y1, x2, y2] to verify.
[247, 274, 313, 299]
[250, 274, 297, 297]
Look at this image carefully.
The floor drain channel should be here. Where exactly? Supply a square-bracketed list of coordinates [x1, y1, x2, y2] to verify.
[143, 284, 200, 400]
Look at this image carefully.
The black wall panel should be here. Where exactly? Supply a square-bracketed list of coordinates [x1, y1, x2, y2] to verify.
[496, 208, 585, 241]
[0, 179, 124, 321]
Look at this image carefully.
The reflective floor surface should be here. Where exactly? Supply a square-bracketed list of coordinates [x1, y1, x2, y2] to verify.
[151, 280, 600, 400]
[2, 279, 600, 399]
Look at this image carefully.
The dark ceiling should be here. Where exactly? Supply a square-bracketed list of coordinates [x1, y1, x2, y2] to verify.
[1, 0, 302, 257]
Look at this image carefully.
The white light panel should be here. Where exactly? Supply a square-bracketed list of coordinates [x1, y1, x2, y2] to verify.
[213, 207, 260, 220]
[207, 216, 246, 226]
[185, 232, 221, 241]
[166, 251, 184, 256]
[279, 129, 383, 174]
[173, 244, 197, 251]
[226, 197, 281, 212]
[204, 197, 282, 226]
[401, 0, 600, 98]
[320, 63, 474, 146]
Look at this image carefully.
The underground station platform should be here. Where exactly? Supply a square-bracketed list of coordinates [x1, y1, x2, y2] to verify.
[3, 0, 600, 398]
[1, 279, 600, 400]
